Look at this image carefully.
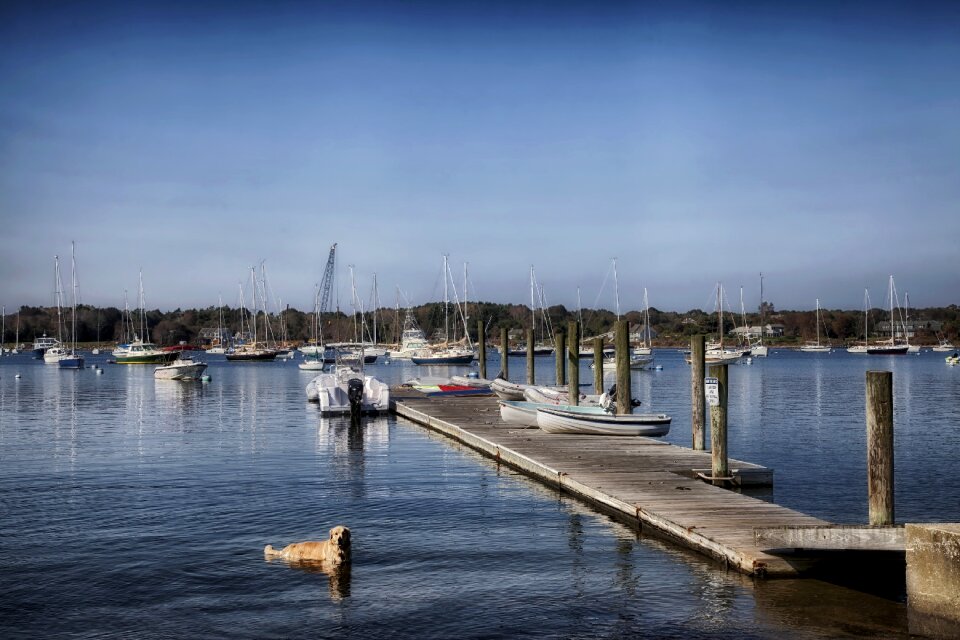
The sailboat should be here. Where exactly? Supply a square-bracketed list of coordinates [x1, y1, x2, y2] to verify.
[11, 309, 20, 354]
[226, 268, 278, 361]
[58, 242, 85, 369]
[687, 283, 744, 365]
[410, 255, 476, 365]
[751, 274, 769, 357]
[867, 275, 909, 355]
[632, 288, 654, 357]
[800, 299, 831, 353]
[114, 271, 178, 364]
[847, 289, 870, 353]
[904, 293, 921, 353]
[207, 295, 228, 354]
[43, 256, 68, 363]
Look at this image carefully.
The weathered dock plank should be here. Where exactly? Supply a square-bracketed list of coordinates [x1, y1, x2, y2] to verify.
[392, 394, 829, 577]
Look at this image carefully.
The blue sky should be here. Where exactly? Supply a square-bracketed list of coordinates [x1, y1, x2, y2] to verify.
[2, 1, 958, 314]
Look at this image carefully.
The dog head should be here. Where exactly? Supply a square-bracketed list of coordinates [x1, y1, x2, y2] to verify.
[329, 526, 351, 562]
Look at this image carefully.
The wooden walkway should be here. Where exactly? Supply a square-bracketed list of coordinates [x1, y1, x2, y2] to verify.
[392, 393, 829, 577]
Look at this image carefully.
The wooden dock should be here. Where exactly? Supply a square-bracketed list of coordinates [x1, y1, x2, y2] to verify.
[391, 393, 830, 577]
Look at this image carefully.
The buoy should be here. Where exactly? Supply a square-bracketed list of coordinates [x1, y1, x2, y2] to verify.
[15, 373, 21, 379]
[201, 375, 211, 382]
[96, 369, 104, 375]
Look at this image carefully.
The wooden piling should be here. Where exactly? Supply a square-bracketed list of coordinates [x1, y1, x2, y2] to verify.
[593, 337, 603, 394]
[866, 370, 894, 526]
[526, 328, 535, 385]
[477, 320, 486, 379]
[568, 321, 579, 406]
[615, 320, 630, 415]
[555, 331, 565, 386]
[691, 335, 706, 450]
[500, 327, 509, 379]
[709, 363, 728, 484]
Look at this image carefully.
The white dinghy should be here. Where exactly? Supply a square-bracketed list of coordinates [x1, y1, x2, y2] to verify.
[536, 405, 671, 436]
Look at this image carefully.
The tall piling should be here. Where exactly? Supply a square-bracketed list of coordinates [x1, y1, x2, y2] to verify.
[615, 320, 630, 415]
[568, 321, 579, 406]
[593, 337, 603, 394]
[709, 363, 728, 484]
[691, 335, 706, 450]
[866, 370, 894, 525]
[555, 331, 565, 385]
[477, 320, 486, 379]
[500, 327, 509, 380]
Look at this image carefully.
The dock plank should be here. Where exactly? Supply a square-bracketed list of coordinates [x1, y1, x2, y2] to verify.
[392, 394, 829, 576]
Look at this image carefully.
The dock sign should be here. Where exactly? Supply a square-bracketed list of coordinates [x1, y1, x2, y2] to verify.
[704, 376, 720, 407]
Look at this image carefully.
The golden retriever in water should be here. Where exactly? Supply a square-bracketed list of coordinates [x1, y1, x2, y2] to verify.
[264, 526, 351, 566]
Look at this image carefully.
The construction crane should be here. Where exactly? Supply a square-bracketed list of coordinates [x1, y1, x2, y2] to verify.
[316, 243, 337, 320]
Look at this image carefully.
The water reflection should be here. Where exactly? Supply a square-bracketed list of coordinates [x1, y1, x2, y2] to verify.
[265, 558, 352, 602]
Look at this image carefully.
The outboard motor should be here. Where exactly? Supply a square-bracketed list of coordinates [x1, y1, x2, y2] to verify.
[601, 384, 641, 413]
[347, 378, 365, 417]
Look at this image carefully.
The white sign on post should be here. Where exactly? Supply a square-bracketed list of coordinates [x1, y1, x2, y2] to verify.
[704, 376, 720, 407]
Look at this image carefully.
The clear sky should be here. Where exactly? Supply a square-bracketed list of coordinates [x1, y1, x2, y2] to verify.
[2, 1, 958, 314]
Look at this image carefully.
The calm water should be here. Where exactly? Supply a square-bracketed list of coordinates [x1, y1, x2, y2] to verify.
[1, 349, 958, 638]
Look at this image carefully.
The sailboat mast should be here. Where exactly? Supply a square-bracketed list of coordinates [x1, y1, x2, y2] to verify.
[717, 283, 722, 349]
[759, 273, 764, 346]
[71, 241, 78, 351]
[443, 254, 449, 343]
[643, 288, 651, 347]
[372, 273, 379, 345]
[530, 265, 536, 342]
[613, 258, 621, 320]
[54, 255, 63, 344]
[138, 270, 145, 343]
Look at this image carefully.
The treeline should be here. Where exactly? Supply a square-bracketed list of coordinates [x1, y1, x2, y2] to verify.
[3, 302, 958, 347]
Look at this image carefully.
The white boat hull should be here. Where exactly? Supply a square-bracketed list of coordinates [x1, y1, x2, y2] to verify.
[536, 406, 671, 436]
[498, 401, 541, 427]
[490, 378, 530, 401]
[154, 359, 208, 380]
[306, 367, 390, 414]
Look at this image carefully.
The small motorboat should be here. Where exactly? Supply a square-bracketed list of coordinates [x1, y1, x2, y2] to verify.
[536, 405, 672, 436]
[154, 356, 208, 380]
[306, 365, 390, 415]
[946, 353, 959, 366]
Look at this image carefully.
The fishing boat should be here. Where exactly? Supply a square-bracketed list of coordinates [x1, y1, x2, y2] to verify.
[207, 296, 228, 354]
[58, 242, 85, 369]
[387, 308, 430, 359]
[154, 356, 208, 380]
[536, 405, 672, 436]
[867, 276, 909, 355]
[932, 334, 956, 352]
[115, 340, 180, 364]
[32, 334, 61, 359]
[305, 365, 390, 415]
[800, 299, 832, 352]
[410, 346, 475, 365]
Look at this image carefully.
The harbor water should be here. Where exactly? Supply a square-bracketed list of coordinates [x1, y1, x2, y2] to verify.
[1, 349, 958, 638]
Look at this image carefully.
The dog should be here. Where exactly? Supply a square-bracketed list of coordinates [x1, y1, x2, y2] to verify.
[264, 526, 351, 566]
